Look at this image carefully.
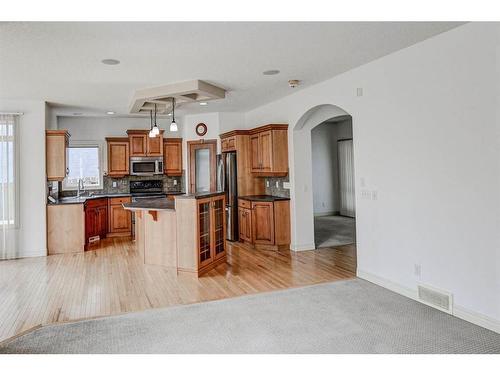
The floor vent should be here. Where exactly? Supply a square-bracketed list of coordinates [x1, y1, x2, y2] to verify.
[417, 285, 453, 314]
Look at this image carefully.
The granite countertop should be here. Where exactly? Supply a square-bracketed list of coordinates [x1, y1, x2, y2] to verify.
[174, 191, 225, 199]
[48, 193, 132, 205]
[123, 198, 175, 211]
[238, 195, 290, 202]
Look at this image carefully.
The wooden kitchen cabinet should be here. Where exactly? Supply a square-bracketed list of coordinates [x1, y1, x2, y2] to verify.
[221, 135, 236, 152]
[249, 124, 288, 176]
[84, 198, 108, 247]
[176, 193, 226, 276]
[163, 138, 183, 176]
[238, 198, 290, 251]
[106, 137, 129, 177]
[127, 130, 164, 157]
[108, 197, 132, 236]
[46, 130, 70, 181]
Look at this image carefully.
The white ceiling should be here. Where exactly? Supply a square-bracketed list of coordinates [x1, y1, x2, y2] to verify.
[0, 22, 463, 117]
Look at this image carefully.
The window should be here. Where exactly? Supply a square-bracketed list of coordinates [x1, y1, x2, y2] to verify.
[62, 142, 103, 190]
[0, 114, 19, 228]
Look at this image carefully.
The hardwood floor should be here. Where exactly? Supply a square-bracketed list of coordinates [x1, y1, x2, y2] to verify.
[0, 238, 356, 342]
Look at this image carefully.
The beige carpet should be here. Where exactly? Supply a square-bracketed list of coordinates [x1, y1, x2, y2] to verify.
[1, 279, 499, 354]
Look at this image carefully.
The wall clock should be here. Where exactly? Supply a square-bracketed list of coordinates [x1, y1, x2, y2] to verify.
[195, 123, 207, 136]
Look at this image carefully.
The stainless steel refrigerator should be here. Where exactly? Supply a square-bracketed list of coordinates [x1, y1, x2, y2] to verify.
[217, 152, 238, 241]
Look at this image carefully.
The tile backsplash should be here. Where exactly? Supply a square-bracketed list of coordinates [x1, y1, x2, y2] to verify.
[265, 176, 290, 198]
[59, 174, 184, 198]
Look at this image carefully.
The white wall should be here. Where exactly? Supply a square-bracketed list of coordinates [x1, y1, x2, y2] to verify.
[244, 23, 500, 326]
[0, 99, 47, 258]
[311, 119, 352, 215]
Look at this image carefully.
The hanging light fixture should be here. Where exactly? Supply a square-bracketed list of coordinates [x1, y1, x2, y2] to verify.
[170, 97, 178, 132]
[148, 109, 155, 138]
[151, 103, 160, 137]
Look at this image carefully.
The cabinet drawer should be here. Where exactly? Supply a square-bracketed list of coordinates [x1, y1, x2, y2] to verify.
[109, 196, 131, 205]
[85, 198, 108, 209]
[238, 199, 251, 209]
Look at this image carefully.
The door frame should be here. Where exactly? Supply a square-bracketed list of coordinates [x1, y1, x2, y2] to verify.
[187, 139, 217, 194]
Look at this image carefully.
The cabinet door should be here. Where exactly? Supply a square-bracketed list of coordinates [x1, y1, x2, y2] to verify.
[250, 134, 261, 172]
[85, 207, 97, 243]
[163, 139, 182, 175]
[239, 207, 252, 242]
[212, 195, 226, 259]
[252, 201, 274, 245]
[109, 203, 131, 233]
[147, 133, 163, 156]
[95, 206, 108, 239]
[46, 131, 69, 181]
[197, 198, 213, 268]
[107, 141, 129, 176]
[129, 134, 147, 156]
[259, 130, 273, 173]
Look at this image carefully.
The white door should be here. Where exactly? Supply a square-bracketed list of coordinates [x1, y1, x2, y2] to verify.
[338, 139, 355, 217]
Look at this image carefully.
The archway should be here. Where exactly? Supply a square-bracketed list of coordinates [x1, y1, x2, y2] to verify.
[290, 104, 356, 255]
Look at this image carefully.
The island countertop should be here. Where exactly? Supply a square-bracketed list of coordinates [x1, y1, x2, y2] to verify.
[123, 198, 175, 211]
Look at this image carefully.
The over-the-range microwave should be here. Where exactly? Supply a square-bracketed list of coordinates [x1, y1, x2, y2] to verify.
[130, 157, 163, 176]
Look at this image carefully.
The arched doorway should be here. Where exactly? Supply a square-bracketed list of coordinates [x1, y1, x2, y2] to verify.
[290, 104, 357, 259]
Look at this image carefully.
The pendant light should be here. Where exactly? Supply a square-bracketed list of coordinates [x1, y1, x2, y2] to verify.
[151, 103, 160, 136]
[148, 109, 155, 138]
[170, 97, 178, 132]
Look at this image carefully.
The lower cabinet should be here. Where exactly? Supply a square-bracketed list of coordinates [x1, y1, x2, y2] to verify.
[176, 193, 227, 277]
[108, 197, 132, 236]
[47, 204, 85, 254]
[84, 198, 108, 247]
[238, 199, 290, 250]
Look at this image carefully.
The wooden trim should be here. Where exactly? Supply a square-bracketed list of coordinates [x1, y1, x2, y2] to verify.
[126, 129, 165, 135]
[248, 124, 288, 135]
[164, 137, 183, 143]
[219, 129, 250, 139]
[187, 140, 217, 194]
[105, 137, 129, 142]
[148, 210, 158, 221]
[46, 130, 70, 137]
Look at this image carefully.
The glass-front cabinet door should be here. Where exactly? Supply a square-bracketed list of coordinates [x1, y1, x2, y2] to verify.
[212, 195, 226, 259]
[197, 198, 212, 267]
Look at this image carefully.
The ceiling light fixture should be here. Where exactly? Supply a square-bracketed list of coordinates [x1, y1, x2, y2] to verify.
[199, 102, 208, 106]
[106, 111, 115, 115]
[148, 109, 155, 138]
[288, 79, 300, 88]
[170, 98, 178, 132]
[101, 59, 120, 65]
[263, 69, 280, 75]
[150, 104, 160, 137]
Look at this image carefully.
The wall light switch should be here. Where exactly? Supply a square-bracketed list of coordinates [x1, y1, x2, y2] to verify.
[112, 181, 117, 188]
[360, 177, 366, 188]
[283, 182, 291, 189]
[371, 190, 378, 200]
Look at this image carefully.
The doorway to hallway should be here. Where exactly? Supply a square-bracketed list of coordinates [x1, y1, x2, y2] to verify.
[311, 116, 356, 249]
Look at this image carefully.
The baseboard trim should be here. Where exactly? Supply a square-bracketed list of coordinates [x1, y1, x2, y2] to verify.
[357, 269, 500, 334]
[290, 243, 316, 252]
[313, 211, 339, 217]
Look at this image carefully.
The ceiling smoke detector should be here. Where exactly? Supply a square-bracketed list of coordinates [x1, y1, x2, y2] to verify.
[288, 80, 300, 88]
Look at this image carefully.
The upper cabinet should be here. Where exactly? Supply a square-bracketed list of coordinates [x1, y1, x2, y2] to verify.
[249, 124, 288, 176]
[46, 130, 70, 181]
[127, 130, 164, 157]
[163, 138, 183, 176]
[106, 137, 129, 177]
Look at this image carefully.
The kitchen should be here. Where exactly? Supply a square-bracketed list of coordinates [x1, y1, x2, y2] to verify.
[46, 88, 291, 277]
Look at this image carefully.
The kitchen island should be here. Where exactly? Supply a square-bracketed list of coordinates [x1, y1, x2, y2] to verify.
[123, 192, 226, 276]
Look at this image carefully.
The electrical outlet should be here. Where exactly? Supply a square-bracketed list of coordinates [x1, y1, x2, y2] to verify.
[112, 181, 117, 188]
[173, 180, 177, 186]
[356, 87, 363, 97]
[275, 181, 279, 188]
[414, 264, 421, 278]
[266, 181, 270, 188]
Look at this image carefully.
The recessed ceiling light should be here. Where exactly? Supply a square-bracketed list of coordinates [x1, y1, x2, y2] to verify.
[199, 102, 208, 106]
[101, 59, 120, 65]
[263, 69, 280, 75]
[106, 111, 115, 115]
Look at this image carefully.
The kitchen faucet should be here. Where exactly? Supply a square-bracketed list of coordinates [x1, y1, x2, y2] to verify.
[77, 178, 85, 198]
